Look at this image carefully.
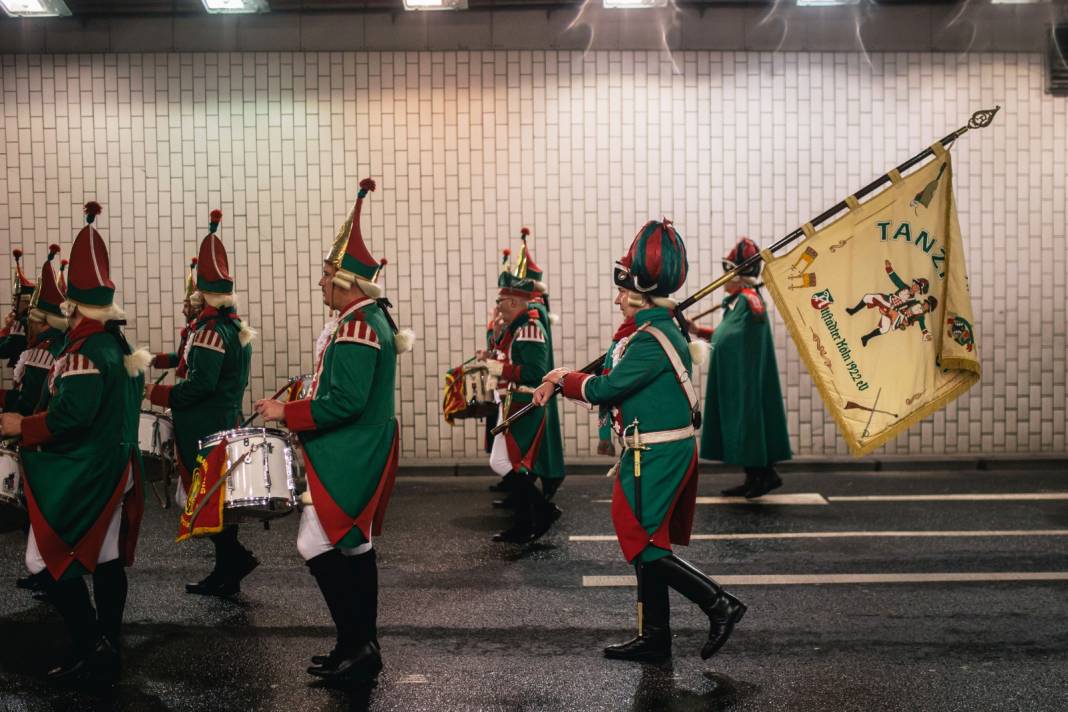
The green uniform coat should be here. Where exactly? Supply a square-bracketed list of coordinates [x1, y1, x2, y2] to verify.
[562, 308, 698, 563]
[284, 298, 399, 549]
[498, 312, 565, 481]
[20, 318, 145, 581]
[0, 326, 65, 415]
[148, 305, 252, 489]
[699, 288, 792, 467]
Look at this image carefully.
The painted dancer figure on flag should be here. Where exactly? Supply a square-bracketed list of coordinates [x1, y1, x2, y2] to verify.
[144, 210, 258, 597]
[535, 219, 744, 664]
[1, 202, 149, 685]
[846, 259, 937, 347]
[255, 177, 415, 688]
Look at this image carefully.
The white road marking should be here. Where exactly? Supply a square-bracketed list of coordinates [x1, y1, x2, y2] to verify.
[592, 492, 1068, 505]
[569, 529, 1068, 542]
[592, 493, 829, 505]
[828, 493, 1068, 502]
[397, 674, 429, 684]
[582, 572, 1068, 587]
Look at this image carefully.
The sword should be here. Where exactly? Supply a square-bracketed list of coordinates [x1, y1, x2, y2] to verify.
[624, 419, 651, 637]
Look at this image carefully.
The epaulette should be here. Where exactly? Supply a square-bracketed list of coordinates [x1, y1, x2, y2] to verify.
[741, 288, 766, 317]
[335, 319, 380, 350]
[514, 322, 546, 344]
[192, 326, 226, 353]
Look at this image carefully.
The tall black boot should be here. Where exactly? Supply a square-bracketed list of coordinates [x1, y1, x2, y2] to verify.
[492, 475, 533, 543]
[744, 466, 783, 499]
[651, 555, 746, 660]
[721, 470, 756, 497]
[528, 476, 562, 542]
[846, 299, 867, 315]
[604, 561, 671, 662]
[92, 560, 127, 652]
[306, 550, 381, 686]
[352, 549, 379, 650]
[186, 525, 259, 596]
[861, 328, 881, 347]
[45, 575, 99, 681]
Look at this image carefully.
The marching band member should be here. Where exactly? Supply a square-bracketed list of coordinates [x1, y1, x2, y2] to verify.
[0, 248, 36, 369]
[145, 211, 257, 597]
[690, 238, 792, 498]
[481, 235, 565, 543]
[3, 246, 69, 415]
[7, 245, 69, 594]
[255, 178, 414, 687]
[534, 219, 744, 663]
[1, 202, 148, 684]
[151, 256, 203, 375]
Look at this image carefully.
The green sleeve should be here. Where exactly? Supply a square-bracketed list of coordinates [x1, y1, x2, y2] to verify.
[309, 343, 378, 431]
[510, 338, 549, 387]
[0, 334, 26, 359]
[581, 334, 665, 406]
[917, 315, 927, 332]
[887, 270, 908, 290]
[45, 371, 104, 439]
[169, 342, 224, 408]
[14, 366, 49, 416]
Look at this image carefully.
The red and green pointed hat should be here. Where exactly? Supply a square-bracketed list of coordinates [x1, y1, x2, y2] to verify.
[11, 248, 36, 299]
[67, 201, 116, 308]
[328, 178, 386, 294]
[196, 209, 234, 294]
[29, 243, 66, 317]
[613, 218, 689, 297]
[498, 227, 544, 298]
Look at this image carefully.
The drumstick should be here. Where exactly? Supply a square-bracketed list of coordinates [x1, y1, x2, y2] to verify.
[240, 382, 296, 428]
[154, 371, 169, 385]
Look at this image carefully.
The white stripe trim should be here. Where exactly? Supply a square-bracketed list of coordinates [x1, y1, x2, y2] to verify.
[570, 529, 1068, 542]
[88, 226, 105, 285]
[592, 492, 828, 505]
[583, 572, 1068, 587]
[828, 493, 1068, 502]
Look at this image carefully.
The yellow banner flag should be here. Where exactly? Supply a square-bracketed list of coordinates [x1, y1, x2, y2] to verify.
[764, 146, 980, 455]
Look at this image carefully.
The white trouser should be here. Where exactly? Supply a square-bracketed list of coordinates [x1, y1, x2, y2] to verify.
[488, 402, 513, 477]
[26, 472, 133, 575]
[296, 505, 372, 562]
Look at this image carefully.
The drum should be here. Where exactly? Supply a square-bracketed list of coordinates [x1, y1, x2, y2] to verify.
[452, 365, 498, 421]
[138, 410, 175, 483]
[0, 447, 27, 533]
[198, 427, 299, 521]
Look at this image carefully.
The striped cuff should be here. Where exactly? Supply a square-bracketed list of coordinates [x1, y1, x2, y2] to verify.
[284, 399, 316, 432]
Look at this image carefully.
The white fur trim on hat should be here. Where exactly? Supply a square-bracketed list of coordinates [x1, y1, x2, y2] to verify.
[70, 301, 126, 323]
[533, 281, 548, 293]
[188, 291, 204, 307]
[202, 293, 236, 309]
[45, 313, 69, 332]
[688, 339, 710, 366]
[124, 347, 152, 377]
[27, 308, 47, 324]
[355, 277, 383, 300]
[548, 312, 560, 325]
[650, 296, 678, 309]
[395, 328, 416, 354]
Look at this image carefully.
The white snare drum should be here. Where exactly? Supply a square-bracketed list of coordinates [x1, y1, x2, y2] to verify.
[198, 427, 298, 521]
[454, 365, 498, 420]
[0, 447, 27, 533]
[139, 410, 176, 486]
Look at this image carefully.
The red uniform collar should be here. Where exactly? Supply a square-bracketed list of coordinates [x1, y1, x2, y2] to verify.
[612, 317, 638, 342]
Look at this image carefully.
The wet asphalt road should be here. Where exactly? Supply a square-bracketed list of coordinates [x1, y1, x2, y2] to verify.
[2, 465, 1067, 712]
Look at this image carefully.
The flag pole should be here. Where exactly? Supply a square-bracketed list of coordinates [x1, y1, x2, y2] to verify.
[492, 107, 1000, 437]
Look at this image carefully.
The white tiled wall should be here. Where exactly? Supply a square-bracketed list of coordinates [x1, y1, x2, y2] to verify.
[1, 51, 1064, 461]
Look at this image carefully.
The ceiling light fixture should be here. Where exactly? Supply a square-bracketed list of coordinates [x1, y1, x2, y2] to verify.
[402, 0, 469, 10]
[603, 0, 668, 8]
[0, 0, 71, 17]
[201, 0, 269, 14]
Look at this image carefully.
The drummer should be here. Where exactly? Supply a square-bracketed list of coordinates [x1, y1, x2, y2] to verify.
[145, 210, 258, 597]
[256, 177, 414, 687]
[0, 248, 37, 370]
[1, 202, 147, 684]
[151, 256, 202, 376]
[2, 245, 68, 415]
